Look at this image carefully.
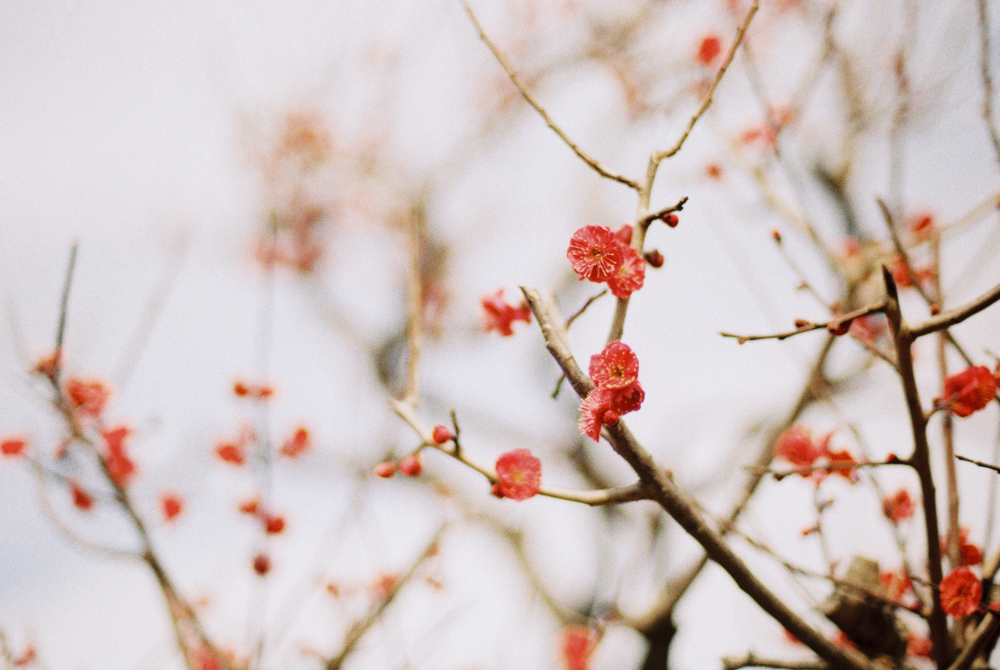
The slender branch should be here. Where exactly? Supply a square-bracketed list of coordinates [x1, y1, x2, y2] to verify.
[522, 287, 873, 670]
[907, 279, 1000, 339]
[978, 0, 1000, 170]
[749, 457, 906, 480]
[721, 301, 886, 343]
[388, 398, 649, 506]
[652, 0, 759, 163]
[638, 196, 688, 229]
[956, 454, 1000, 474]
[565, 289, 608, 330]
[458, 0, 639, 190]
[882, 267, 951, 667]
[325, 526, 446, 670]
[401, 206, 424, 406]
[50, 240, 79, 384]
[947, 611, 1000, 670]
[723, 654, 825, 670]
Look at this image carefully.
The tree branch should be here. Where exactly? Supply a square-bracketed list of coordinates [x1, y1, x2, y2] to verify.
[522, 286, 874, 670]
[458, 0, 639, 190]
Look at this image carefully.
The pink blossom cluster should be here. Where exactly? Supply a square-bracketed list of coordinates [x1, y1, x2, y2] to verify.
[578, 341, 645, 441]
[566, 225, 645, 299]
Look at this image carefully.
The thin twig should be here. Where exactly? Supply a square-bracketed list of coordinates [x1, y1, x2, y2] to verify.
[720, 300, 886, 343]
[388, 398, 650, 506]
[956, 454, 1000, 474]
[51, 240, 79, 384]
[652, 0, 759, 163]
[907, 279, 1000, 339]
[458, 0, 639, 190]
[638, 196, 688, 229]
[324, 527, 447, 670]
[722, 653, 825, 670]
[978, 0, 1000, 170]
[882, 267, 950, 667]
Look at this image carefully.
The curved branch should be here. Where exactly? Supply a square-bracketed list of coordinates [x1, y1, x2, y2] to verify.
[459, 0, 639, 190]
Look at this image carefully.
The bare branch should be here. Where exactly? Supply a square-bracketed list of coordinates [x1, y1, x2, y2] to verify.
[978, 0, 1000, 170]
[882, 266, 950, 666]
[723, 653, 825, 670]
[325, 526, 446, 670]
[906, 279, 1000, 339]
[720, 301, 886, 343]
[458, 0, 639, 190]
[956, 454, 1000, 474]
[651, 0, 759, 164]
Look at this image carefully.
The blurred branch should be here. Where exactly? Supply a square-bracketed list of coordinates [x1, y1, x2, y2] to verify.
[459, 0, 640, 190]
[978, 0, 1000, 169]
[650, 0, 758, 164]
[324, 525, 446, 670]
[722, 654, 825, 670]
[956, 454, 1000, 474]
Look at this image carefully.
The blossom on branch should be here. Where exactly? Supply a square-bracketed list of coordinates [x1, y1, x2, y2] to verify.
[882, 488, 915, 524]
[579, 341, 645, 441]
[607, 245, 646, 300]
[494, 449, 542, 501]
[481, 288, 532, 337]
[940, 567, 981, 617]
[773, 425, 858, 483]
[941, 527, 984, 566]
[589, 341, 639, 389]
[65, 377, 111, 419]
[936, 366, 997, 417]
[102, 425, 137, 488]
[567, 225, 623, 282]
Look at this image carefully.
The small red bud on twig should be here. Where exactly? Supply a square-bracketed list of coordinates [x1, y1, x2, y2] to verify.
[253, 553, 271, 576]
[374, 461, 396, 478]
[930, 304, 941, 315]
[431, 425, 453, 444]
[771, 229, 782, 243]
[794, 319, 810, 328]
[644, 249, 664, 268]
[399, 455, 423, 476]
[827, 319, 852, 336]
[662, 213, 679, 228]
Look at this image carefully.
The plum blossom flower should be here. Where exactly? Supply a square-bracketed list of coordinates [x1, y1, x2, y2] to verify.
[102, 425, 136, 488]
[567, 226, 623, 282]
[560, 625, 598, 670]
[65, 377, 111, 419]
[607, 245, 646, 299]
[774, 425, 826, 467]
[936, 366, 997, 417]
[940, 567, 981, 617]
[481, 289, 532, 337]
[589, 341, 639, 389]
[579, 342, 644, 441]
[494, 449, 542, 501]
[882, 489, 915, 524]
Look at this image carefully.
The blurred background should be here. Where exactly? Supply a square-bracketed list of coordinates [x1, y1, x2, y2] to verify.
[2, 0, 1000, 668]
